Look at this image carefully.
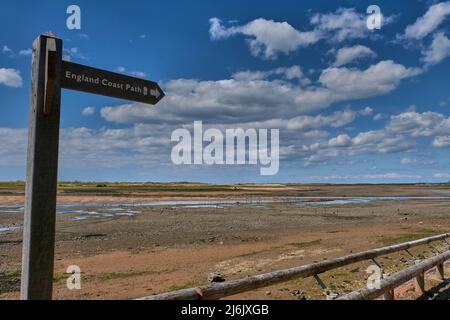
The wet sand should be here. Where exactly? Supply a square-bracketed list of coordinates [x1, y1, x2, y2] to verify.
[0, 183, 449, 300]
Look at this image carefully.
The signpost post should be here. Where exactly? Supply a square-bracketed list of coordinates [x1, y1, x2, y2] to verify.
[21, 33, 165, 300]
[21, 33, 63, 300]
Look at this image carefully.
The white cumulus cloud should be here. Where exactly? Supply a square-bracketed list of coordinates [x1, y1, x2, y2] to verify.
[82, 107, 95, 116]
[209, 8, 395, 60]
[422, 32, 450, 67]
[310, 8, 370, 43]
[433, 136, 450, 147]
[332, 45, 377, 67]
[319, 60, 422, 100]
[101, 61, 421, 126]
[19, 48, 32, 56]
[0, 68, 23, 88]
[2, 45, 12, 54]
[403, 1, 450, 40]
[401, 157, 417, 165]
[116, 66, 147, 78]
[209, 17, 322, 59]
[434, 173, 450, 179]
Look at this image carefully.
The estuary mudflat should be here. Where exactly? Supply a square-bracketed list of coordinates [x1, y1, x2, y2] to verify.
[1, 183, 449, 299]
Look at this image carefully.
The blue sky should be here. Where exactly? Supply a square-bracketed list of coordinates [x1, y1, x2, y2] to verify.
[1, 0, 450, 183]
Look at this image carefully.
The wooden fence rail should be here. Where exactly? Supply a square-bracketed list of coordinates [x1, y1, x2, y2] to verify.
[337, 250, 450, 300]
[139, 233, 450, 300]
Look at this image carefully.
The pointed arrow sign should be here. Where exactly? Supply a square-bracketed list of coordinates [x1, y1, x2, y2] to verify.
[61, 61, 165, 105]
[150, 88, 161, 99]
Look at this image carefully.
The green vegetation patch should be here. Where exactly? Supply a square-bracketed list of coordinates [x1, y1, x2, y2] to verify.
[0, 270, 21, 294]
[237, 246, 284, 258]
[329, 270, 353, 278]
[168, 280, 203, 292]
[377, 229, 437, 246]
[53, 272, 70, 283]
[289, 239, 322, 249]
[99, 270, 156, 281]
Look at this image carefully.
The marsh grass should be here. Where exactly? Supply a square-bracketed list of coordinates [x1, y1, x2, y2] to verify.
[289, 239, 322, 249]
[0, 270, 20, 294]
[53, 272, 70, 282]
[168, 280, 203, 291]
[377, 229, 438, 246]
[99, 270, 157, 281]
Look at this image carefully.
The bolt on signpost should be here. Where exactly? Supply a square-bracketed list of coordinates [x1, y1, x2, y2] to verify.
[21, 33, 165, 300]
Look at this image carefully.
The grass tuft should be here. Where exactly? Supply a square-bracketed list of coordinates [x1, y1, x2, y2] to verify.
[289, 239, 322, 249]
[99, 270, 156, 281]
[377, 230, 437, 246]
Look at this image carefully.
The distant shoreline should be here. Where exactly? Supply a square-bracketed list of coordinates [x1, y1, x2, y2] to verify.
[1, 181, 450, 186]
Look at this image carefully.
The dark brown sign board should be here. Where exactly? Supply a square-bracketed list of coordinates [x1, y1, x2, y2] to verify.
[61, 61, 165, 104]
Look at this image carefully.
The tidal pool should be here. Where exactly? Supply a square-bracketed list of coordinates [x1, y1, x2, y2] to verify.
[1, 196, 450, 231]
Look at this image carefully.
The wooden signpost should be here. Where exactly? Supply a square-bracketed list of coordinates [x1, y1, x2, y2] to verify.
[21, 33, 165, 300]
[61, 61, 164, 104]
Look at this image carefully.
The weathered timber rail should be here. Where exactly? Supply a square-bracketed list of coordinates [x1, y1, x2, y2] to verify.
[337, 250, 450, 300]
[138, 233, 450, 300]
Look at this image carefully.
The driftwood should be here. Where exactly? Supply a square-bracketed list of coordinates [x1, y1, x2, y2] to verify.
[138, 233, 450, 300]
[337, 250, 450, 300]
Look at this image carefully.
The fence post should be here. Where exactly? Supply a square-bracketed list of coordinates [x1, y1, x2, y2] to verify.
[437, 263, 445, 280]
[415, 273, 425, 295]
[383, 289, 394, 300]
[20, 33, 63, 300]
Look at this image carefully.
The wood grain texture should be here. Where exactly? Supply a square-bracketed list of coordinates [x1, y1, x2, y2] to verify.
[338, 251, 450, 300]
[437, 263, 445, 280]
[20, 34, 63, 300]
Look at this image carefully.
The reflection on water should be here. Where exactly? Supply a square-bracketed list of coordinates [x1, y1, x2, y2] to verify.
[1, 196, 450, 231]
[430, 189, 450, 195]
[0, 226, 20, 234]
[0, 205, 24, 213]
[175, 205, 228, 209]
[305, 198, 373, 206]
[294, 196, 450, 206]
[0, 204, 141, 225]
